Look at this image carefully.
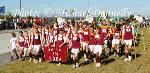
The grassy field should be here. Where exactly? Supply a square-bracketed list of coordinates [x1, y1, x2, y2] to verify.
[0, 28, 150, 73]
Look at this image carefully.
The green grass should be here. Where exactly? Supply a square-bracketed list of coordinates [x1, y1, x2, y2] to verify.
[0, 28, 150, 73]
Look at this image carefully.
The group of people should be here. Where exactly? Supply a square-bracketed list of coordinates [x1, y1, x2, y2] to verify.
[8, 17, 139, 68]
[0, 16, 46, 30]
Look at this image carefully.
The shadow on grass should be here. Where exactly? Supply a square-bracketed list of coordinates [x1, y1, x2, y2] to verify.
[137, 34, 141, 38]
[135, 33, 142, 47]
[136, 38, 141, 46]
[79, 58, 95, 66]
[132, 53, 141, 60]
[48, 60, 74, 65]
[102, 58, 115, 65]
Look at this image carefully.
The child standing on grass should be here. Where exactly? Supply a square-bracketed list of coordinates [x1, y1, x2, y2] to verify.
[22, 31, 30, 61]
[55, 28, 67, 66]
[71, 27, 80, 68]
[94, 28, 104, 68]
[80, 22, 90, 63]
[18, 31, 25, 61]
[31, 27, 42, 63]
[8, 32, 19, 61]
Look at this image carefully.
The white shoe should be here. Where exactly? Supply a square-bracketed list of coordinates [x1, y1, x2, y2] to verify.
[84, 58, 88, 62]
[113, 53, 116, 57]
[93, 58, 96, 63]
[57, 62, 61, 66]
[96, 63, 101, 68]
[39, 58, 42, 63]
[128, 56, 132, 61]
[124, 58, 128, 62]
[34, 60, 38, 63]
[29, 58, 32, 62]
[76, 62, 79, 68]
[71, 54, 73, 58]
[135, 40, 137, 44]
[84, 54, 86, 58]
[72, 64, 76, 68]
[33, 59, 36, 62]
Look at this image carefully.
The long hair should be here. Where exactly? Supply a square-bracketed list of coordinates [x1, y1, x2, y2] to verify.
[11, 32, 16, 37]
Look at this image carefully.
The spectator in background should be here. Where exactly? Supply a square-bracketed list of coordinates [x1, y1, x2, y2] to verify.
[16, 17, 21, 29]
[13, 17, 17, 29]
[142, 17, 146, 28]
[0, 18, 3, 30]
[29, 18, 33, 28]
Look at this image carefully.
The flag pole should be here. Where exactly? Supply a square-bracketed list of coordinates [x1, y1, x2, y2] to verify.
[88, 0, 89, 10]
[20, 0, 22, 12]
[85, 0, 90, 18]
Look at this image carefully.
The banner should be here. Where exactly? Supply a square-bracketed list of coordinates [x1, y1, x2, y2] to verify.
[84, 14, 94, 23]
[0, 6, 5, 14]
[100, 11, 108, 20]
[44, 45, 68, 62]
[35, 16, 42, 26]
[134, 16, 143, 23]
[57, 17, 65, 28]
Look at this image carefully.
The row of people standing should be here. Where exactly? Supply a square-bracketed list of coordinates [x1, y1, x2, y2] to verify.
[8, 18, 138, 68]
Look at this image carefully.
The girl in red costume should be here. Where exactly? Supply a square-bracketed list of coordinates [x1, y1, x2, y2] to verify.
[18, 31, 25, 60]
[55, 28, 67, 66]
[44, 25, 54, 61]
[71, 27, 81, 68]
[122, 21, 134, 62]
[22, 31, 30, 60]
[94, 28, 104, 67]
[80, 21, 90, 63]
[88, 26, 95, 61]
[30, 26, 41, 63]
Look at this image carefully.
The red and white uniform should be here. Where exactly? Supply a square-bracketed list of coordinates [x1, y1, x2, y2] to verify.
[44, 32, 54, 61]
[71, 33, 80, 54]
[18, 36, 25, 48]
[114, 28, 120, 38]
[55, 34, 68, 61]
[32, 33, 41, 53]
[56, 34, 65, 47]
[53, 28, 59, 35]
[123, 25, 133, 46]
[33, 33, 41, 45]
[94, 34, 104, 55]
[99, 26, 109, 45]
[44, 29, 49, 36]
[47, 33, 54, 46]
[81, 28, 89, 48]
[23, 36, 30, 56]
[38, 30, 43, 39]
[99, 26, 109, 39]
[43, 29, 49, 40]
[81, 28, 89, 42]
[65, 27, 72, 39]
[123, 25, 133, 40]
[38, 30, 42, 35]
[112, 27, 120, 45]
[88, 33, 95, 52]
[77, 28, 82, 42]
[24, 36, 30, 48]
